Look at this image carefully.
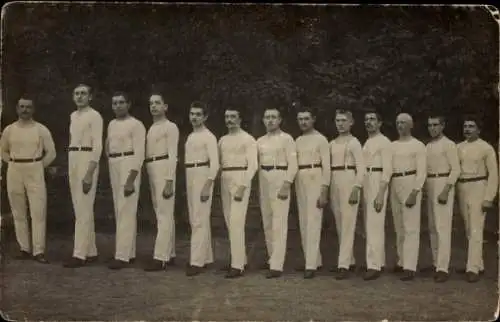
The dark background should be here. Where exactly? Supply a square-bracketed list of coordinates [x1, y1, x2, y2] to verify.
[1, 4, 498, 232]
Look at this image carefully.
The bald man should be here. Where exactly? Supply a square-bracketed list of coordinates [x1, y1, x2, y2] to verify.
[390, 113, 426, 281]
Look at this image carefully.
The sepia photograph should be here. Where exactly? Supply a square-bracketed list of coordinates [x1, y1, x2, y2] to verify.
[0, 2, 499, 321]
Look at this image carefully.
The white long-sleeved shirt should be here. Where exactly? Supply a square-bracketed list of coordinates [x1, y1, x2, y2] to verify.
[457, 138, 499, 202]
[185, 126, 219, 181]
[296, 130, 330, 186]
[146, 118, 179, 181]
[330, 135, 365, 187]
[69, 107, 103, 163]
[106, 116, 146, 171]
[1, 120, 56, 168]
[218, 129, 258, 188]
[426, 135, 460, 185]
[363, 133, 393, 184]
[390, 137, 427, 191]
[257, 130, 298, 183]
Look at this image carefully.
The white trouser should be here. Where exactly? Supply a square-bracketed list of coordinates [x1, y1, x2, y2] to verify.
[186, 166, 214, 267]
[363, 171, 387, 271]
[7, 161, 47, 255]
[259, 169, 290, 271]
[457, 179, 486, 273]
[330, 170, 359, 269]
[147, 159, 176, 262]
[221, 169, 250, 270]
[425, 177, 454, 273]
[295, 168, 323, 270]
[69, 151, 98, 260]
[109, 156, 141, 262]
[390, 175, 422, 272]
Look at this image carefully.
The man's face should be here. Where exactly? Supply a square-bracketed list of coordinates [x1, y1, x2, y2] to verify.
[263, 109, 281, 132]
[73, 85, 91, 108]
[297, 111, 315, 132]
[427, 117, 444, 138]
[189, 107, 206, 127]
[396, 115, 412, 136]
[225, 110, 241, 130]
[149, 94, 167, 117]
[17, 98, 35, 120]
[335, 113, 352, 134]
[364, 113, 381, 134]
[111, 95, 130, 118]
[463, 120, 480, 140]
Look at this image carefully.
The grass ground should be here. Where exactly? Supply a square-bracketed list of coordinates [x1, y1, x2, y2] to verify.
[0, 213, 498, 321]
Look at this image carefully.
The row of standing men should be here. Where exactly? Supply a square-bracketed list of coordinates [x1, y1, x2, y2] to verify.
[0, 85, 498, 283]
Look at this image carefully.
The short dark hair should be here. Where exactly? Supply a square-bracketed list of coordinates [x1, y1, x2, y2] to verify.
[365, 109, 382, 122]
[263, 106, 283, 118]
[190, 101, 208, 115]
[296, 105, 317, 118]
[225, 105, 244, 118]
[18, 93, 35, 103]
[463, 114, 483, 130]
[428, 114, 446, 124]
[74, 83, 92, 95]
[335, 109, 353, 120]
[150, 91, 166, 102]
[112, 91, 131, 103]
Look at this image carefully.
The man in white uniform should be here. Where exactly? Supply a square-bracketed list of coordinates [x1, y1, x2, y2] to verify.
[185, 101, 219, 276]
[143, 92, 178, 271]
[362, 110, 392, 281]
[1, 95, 56, 263]
[294, 105, 330, 279]
[424, 115, 460, 282]
[257, 106, 298, 279]
[106, 92, 146, 270]
[218, 105, 258, 278]
[390, 113, 426, 281]
[64, 84, 103, 268]
[457, 115, 498, 283]
[329, 109, 365, 280]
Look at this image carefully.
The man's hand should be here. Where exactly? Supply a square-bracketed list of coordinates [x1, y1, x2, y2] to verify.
[162, 180, 174, 199]
[348, 186, 361, 205]
[277, 182, 291, 200]
[482, 200, 494, 212]
[234, 185, 246, 202]
[373, 191, 385, 213]
[82, 174, 93, 195]
[200, 181, 213, 202]
[405, 190, 419, 208]
[124, 182, 135, 197]
[316, 186, 328, 209]
[437, 187, 451, 205]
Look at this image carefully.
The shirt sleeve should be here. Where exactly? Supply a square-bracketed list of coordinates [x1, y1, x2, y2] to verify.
[89, 112, 104, 163]
[164, 123, 179, 181]
[381, 139, 393, 184]
[351, 139, 365, 187]
[40, 125, 57, 167]
[242, 135, 258, 188]
[445, 141, 460, 185]
[1, 125, 11, 162]
[130, 121, 146, 171]
[285, 135, 298, 183]
[320, 136, 331, 186]
[414, 141, 427, 191]
[484, 144, 499, 202]
[207, 133, 219, 180]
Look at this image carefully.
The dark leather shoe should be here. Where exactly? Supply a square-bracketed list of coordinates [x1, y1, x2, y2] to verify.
[400, 269, 416, 281]
[304, 269, 316, 279]
[144, 259, 167, 272]
[456, 268, 484, 275]
[14, 250, 31, 260]
[64, 257, 86, 268]
[186, 265, 204, 276]
[363, 269, 381, 281]
[225, 268, 243, 279]
[393, 265, 404, 273]
[266, 269, 282, 279]
[466, 271, 480, 283]
[348, 264, 357, 272]
[108, 259, 129, 270]
[335, 268, 350, 280]
[434, 271, 449, 283]
[86, 256, 99, 264]
[33, 254, 49, 264]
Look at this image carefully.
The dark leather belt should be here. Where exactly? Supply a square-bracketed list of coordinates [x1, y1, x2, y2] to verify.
[261, 165, 288, 171]
[145, 154, 169, 163]
[366, 167, 383, 172]
[68, 146, 93, 152]
[458, 176, 488, 183]
[222, 166, 248, 171]
[392, 170, 417, 177]
[298, 163, 322, 170]
[108, 151, 134, 158]
[10, 156, 43, 163]
[427, 172, 450, 178]
[331, 165, 356, 171]
[185, 161, 210, 168]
